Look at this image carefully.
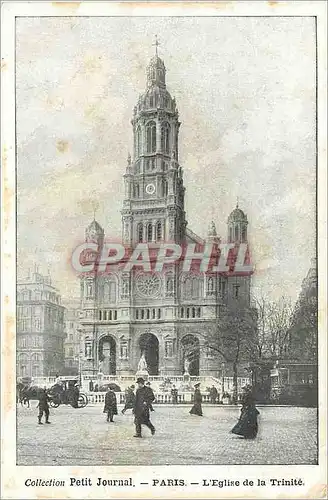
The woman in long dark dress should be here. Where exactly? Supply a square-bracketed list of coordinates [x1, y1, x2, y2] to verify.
[231, 391, 259, 439]
[190, 383, 203, 416]
[103, 388, 118, 422]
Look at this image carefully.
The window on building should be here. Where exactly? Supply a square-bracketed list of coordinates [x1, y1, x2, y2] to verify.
[22, 320, 29, 331]
[161, 122, 170, 154]
[192, 277, 201, 298]
[146, 121, 156, 153]
[162, 179, 168, 197]
[133, 183, 140, 198]
[35, 318, 41, 331]
[32, 364, 40, 377]
[233, 285, 240, 299]
[219, 278, 226, 297]
[136, 127, 141, 157]
[69, 347, 73, 357]
[156, 221, 163, 241]
[147, 223, 153, 242]
[108, 280, 116, 303]
[137, 223, 143, 243]
[120, 341, 128, 359]
[86, 282, 93, 298]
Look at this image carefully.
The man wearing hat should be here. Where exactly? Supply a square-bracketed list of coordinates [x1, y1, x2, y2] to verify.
[189, 382, 203, 416]
[133, 377, 156, 437]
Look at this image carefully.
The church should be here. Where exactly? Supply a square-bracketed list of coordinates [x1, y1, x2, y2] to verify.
[79, 46, 252, 378]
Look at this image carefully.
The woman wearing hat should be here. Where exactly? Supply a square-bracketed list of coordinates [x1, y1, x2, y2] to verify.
[189, 382, 203, 416]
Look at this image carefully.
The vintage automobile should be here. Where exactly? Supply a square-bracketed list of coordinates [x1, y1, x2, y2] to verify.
[48, 379, 88, 408]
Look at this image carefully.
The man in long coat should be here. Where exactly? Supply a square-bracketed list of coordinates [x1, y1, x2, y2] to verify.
[189, 382, 203, 416]
[103, 387, 118, 422]
[133, 377, 155, 437]
[122, 385, 136, 414]
[37, 387, 51, 424]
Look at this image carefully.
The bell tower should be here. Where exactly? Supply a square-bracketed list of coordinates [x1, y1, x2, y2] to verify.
[121, 38, 187, 247]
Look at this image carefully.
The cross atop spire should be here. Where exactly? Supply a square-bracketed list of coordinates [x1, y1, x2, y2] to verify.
[236, 196, 239, 209]
[152, 34, 160, 56]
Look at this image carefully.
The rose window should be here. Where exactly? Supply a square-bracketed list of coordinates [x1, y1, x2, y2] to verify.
[136, 273, 161, 298]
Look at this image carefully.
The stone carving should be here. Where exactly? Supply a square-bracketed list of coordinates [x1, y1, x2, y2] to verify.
[184, 357, 190, 375]
[137, 351, 149, 375]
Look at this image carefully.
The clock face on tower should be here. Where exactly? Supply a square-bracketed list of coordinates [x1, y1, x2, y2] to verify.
[145, 183, 156, 195]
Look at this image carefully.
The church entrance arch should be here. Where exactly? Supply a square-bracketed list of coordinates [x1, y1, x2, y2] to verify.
[180, 335, 200, 376]
[138, 333, 159, 375]
[98, 335, 116, 375]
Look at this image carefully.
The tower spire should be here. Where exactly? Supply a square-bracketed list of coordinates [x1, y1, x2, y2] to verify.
[152, 34, 160, 57]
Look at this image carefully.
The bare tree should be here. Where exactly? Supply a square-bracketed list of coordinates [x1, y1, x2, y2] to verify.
[196, 299, 258, 404]
[251, 293, 293, 360]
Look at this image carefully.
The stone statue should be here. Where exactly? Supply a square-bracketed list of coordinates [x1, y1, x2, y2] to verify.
[137, 352, 148, 374]
[98, 361, 103, 373]
[184, 358, 190, 375]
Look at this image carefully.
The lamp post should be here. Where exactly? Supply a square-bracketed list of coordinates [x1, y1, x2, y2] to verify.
[221, 362, 225, 395]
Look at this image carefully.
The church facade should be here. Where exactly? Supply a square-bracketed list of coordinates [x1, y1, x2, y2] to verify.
[79, 50, 251, 378]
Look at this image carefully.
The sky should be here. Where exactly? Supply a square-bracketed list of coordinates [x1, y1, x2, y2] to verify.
[16, 16, 316, 302]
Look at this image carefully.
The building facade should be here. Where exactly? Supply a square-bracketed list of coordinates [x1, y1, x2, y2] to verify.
[79, 50, 252, 378]
[270, 258, 318, 405]
[17, 269, 65, 378]
[63, 299, 81, 375]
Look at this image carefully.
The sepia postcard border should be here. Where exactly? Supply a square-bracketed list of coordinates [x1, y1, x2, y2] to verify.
[1, 2, 327, 499]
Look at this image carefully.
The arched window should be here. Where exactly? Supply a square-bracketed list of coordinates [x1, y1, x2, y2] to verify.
[108, 280, 116, 303]
[133, 183, 140, 198]
[137, 223, 143, 243]
[147, 223, 153, 242]
[163, 179, 168, 197]
[192, 277, 200, 299]
[149, 95, 154, 107]
[161, 122, 170, 154]
[242, 226, 247, 242]
[146, 121, 156, 153]
[234, 225, 240, 241]
[136, 127, 141, 157]
[185, 278, 192, 298]
[156, 221, 162, 241]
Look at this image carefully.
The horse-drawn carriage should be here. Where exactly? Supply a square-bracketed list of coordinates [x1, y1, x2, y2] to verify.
[17, 378, 88, 409]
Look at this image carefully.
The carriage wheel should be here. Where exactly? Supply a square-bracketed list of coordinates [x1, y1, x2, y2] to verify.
[78, 393, 88, 408]
[49, 396, 60, 408]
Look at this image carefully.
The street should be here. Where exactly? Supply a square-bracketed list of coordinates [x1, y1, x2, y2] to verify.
[17, 404, 317, 466]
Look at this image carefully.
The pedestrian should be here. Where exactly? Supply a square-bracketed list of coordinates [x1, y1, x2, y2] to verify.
[209, 385, 218, 404]
[89, 380, 94, 392]
[71, 383, 80, 408]
[122, 385, 136, 414]
[231, 388, 260, 439]
[171, 385, 178, 404]
[145, 382, 155, 411]
[190, 382, 203, 416]
[103, 387, 118, 422]
[133, 377, 155, 438]
[37, 387, 50, 425]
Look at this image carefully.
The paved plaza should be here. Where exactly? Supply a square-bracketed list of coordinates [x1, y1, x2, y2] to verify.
[17, 403, 317, 466]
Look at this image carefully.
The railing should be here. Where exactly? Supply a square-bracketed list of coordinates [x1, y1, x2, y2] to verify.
[86, 391, 222, 405]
